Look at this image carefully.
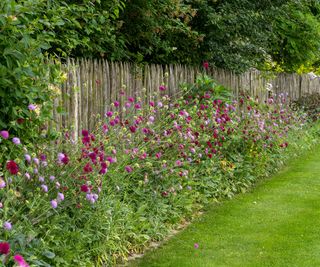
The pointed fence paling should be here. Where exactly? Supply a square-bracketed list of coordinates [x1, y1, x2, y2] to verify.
[55, 59, 320, 136]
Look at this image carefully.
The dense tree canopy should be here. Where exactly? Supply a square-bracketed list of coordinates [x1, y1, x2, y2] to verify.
[2, 0, 320, 73]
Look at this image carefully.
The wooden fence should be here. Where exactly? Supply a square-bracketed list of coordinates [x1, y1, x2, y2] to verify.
[55, 59, 320, 137]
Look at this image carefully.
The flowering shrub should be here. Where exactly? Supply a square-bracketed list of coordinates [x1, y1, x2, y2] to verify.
[0, 75, 318, 266]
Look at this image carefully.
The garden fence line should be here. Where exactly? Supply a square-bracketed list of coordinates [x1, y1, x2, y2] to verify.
[55, 58, 320, 138]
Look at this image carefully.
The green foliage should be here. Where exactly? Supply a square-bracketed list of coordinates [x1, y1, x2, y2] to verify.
[0, 0, 63, 156]
[291, 93, 320, 121]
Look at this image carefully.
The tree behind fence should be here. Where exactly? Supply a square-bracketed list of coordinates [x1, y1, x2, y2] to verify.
[55, 59, 320, 138]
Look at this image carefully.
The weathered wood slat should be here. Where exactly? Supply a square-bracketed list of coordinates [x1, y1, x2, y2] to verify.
[54, 60, 320, 136]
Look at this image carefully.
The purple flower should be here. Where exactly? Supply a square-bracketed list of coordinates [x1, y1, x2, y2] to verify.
[57, 192, 64, 202]
[28, 104, 36, 111]
[0, 179, 6, 188]
[33, 158, 40, 166]
[25, 173, 31, 180]
[41, 184, 48, 193]
[38, 176, 45, 183]
[24, 154, 31, 163]
[3, 221, 12, 231]
[50, 200, 58, 209]
[49, 175, 55, 181]
[12, 137, 21, 145]
[194, 243, 199, 249]
[0, 130, 9, 139]
[159, 85, 166, 91]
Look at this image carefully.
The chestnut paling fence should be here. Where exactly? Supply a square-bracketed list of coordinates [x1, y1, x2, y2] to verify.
[55, 59, 320, 138]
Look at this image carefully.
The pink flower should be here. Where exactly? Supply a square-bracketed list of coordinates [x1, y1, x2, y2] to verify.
[114, 101, 120, 107]
[194, 243, 199, 249]
[149, 101, 155, 107]
[125, 102, 131, 108]
[125, 166, 133, 173]
[0, 130, 9, 139]
[128, 97, 135, 102]
[14, 254, 30, 267]
[159, 85, 166, 91]
[175, 160, 182, 167]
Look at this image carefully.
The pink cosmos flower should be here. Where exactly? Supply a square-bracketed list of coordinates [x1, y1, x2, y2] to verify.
[14, 254, 30, 267]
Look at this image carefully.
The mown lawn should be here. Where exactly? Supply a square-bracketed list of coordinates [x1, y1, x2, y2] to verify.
[129, 145, 320, 267]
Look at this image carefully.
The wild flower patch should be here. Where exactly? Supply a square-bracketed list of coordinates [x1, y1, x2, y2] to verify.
[0, 75, 317, 266]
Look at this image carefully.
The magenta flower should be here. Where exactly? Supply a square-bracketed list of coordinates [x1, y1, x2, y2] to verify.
[125, 102, 131, 108]
[128, 97, 135, 102]
[203, 61, 209, 69]
[81, 184, 89, 193]
[28, 104, 36, 111]
[0, 130, 9, 139]
[50, 200, 58, 209]
[81, 129, 89, 137]
[175, 160, 182, 167]
[3, 221, 12, 231]
[106, 111, 113, 117]
[194, 243, 199, 249]
[159, 85, 166, 91]
[0, 242, 10, 255]
[125, 166, 133, 173]
[114, 101, 120, 107]
[14, 254, 30, 267]
[134, 103, 141, 109]
[12, 137, 21, 145]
